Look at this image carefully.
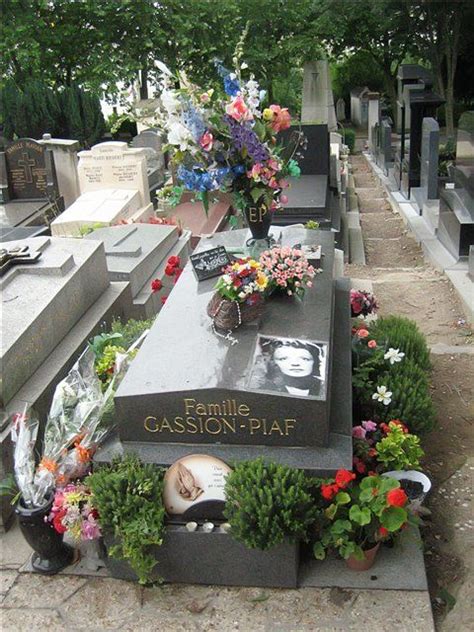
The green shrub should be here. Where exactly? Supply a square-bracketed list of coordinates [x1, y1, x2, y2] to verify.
[458, 111, 474, 134]
[376, 358, 436, 434]
[223, 458, 317, 550]
[376, 423, 424, 471]
[110, 317, 155, 350]
[370, 316, 431, 372]
[343, 128, 356, 154]
[88, 455, 166, 584]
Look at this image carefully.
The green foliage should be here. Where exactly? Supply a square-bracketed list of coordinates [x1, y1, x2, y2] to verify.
[95, 344, 126, 388]
[305, 220, 320, 230]
[223, 458, 317, 550]
[332, 51, 385, 103]
[458, 110, 474, 134]
[369, 316, 431, 372]
[0, 474, 20, 505]
[109, 317, 155, 350]
[377, 358, 436, 434]
[316, 474, 410, 561]
[87, 455, 166, 585]
[88, 332, 124, 359]
[2, 80, 105, 145]
[376, 423, 424, 471]
[342, 128, 356, 154]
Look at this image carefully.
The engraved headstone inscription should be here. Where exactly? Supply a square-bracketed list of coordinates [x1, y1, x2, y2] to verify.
[4, 139, 58, 201]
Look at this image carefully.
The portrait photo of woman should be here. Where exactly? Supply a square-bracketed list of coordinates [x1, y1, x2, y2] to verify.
[247, 335, 327, 399]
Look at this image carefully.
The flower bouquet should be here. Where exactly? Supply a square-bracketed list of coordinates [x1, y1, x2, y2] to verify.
[350, 289, 378, 318]
[207, 258, 268, 332]
[154, 43, 302, 241]
[313, 470, 414, 570]
[259, 246, 315, 297]
[48, 482, 101, 542]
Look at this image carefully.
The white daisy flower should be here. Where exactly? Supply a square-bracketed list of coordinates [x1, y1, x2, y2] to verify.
[384, 348, 405, 365]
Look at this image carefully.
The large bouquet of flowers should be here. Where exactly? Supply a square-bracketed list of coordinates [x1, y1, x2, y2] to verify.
[259, 246, 316, 297]
[155, 49, 301, 234]
[48, 482, 101, 541]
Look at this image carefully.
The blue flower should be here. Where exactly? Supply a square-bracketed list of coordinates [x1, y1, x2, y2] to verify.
[224, 75, 240, 97]
[181, 102, 206, 141]
[177, 165, 234, 192]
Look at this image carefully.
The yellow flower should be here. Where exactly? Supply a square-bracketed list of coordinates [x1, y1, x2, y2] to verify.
[249, 259, 260, 269]
[256, 273, 268, 288]
[263, 108, 274, 121]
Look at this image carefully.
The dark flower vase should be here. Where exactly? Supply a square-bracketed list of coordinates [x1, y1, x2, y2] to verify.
[16, 495, 74, 575]
[244, 206, 272, 241]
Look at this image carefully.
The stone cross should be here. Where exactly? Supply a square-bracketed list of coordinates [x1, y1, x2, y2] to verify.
[17, 152, 36, 183]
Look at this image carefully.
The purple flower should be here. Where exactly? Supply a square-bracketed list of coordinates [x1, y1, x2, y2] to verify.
[362, 420, 378, 432]
[225, 116, 269, 162]
[352, 426, 367, 439]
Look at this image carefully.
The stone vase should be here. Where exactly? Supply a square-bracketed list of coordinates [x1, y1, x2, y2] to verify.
[244, 205, 272, 241]
[345, 543, 380, 571]
[16, 495, 74, 575]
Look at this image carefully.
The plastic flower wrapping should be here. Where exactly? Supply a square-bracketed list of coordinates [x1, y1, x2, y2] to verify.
[215, 258, 268, 303]
[153, 49, 302, 217]
[9, 332, 148, 507]
[259, 246, 316, 297]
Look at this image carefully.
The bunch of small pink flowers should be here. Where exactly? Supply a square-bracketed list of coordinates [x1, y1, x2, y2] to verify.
[48, 482, 101, 542]
[259, 246, 316, 298]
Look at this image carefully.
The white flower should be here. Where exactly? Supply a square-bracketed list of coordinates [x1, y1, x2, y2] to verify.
[372, 385, 392, 406]
[161, 90, 180, 115]
[222, 274, 232, 285]
[238, 291, 246, 299]
[167, 120, 192, 150]
[384, 348, 405, 365]
[241, 62, 249, 70]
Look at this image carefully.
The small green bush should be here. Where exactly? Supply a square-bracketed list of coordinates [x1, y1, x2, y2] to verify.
[343, 128, 356, 154]
[370, 316, 431, 372]
[376, 358, 436, 434]
[223, 458, 317, 550]
[376, 423, 424, 471]
[88, 455, 166, 584]
[110, 317, 155, 350]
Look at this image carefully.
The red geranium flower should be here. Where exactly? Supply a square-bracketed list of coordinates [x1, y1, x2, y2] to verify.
[165, 264, 176, 276]
[379, 526, 389, 538]
[160, 296, 168, 305]
[335, 469, 356, 489]
[389, 420, 409, 433]
[151, 278, 162, 293]
[321, 484, 339, 501]
[167, 255, 181, 268]
[380, 423, 390, 434]
[386, 488, 408, 507]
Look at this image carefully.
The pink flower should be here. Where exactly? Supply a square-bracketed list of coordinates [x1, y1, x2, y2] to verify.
[225, 96, 253, 122]
[368, 339, 377, 349]
[362, 420, 378, 432]
[199, 131, 213, 151]
[269, 105, 291, 132]
[200, 93, 210, 104]
[352, 426, 367, 439]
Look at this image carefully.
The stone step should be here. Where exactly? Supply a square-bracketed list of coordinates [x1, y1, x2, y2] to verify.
[348, 226, 366, 265]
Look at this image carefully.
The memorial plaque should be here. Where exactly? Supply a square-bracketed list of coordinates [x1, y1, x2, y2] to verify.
[189, 246, 231, 281]
[5, 139, 49, 200]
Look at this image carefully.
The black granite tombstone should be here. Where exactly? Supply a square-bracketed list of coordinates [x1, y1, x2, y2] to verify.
[0, 139, 64, 230]
[273, 125, 340, 234]
[97, 226, 352, 476]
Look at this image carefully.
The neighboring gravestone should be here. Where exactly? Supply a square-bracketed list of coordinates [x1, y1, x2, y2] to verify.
[86, 223, 192, 318]
[130, 129, 165, 183]
[411, 118, 440, 214]
[301, 61, 337, 131]
[103, 226, 352, 475]
[336, 98, 346, 121]
[38, 134, 81, 208]
[0, 139, 64, 229]
[350, 87, 369, 127]
[438, 112, 474, 258]
[51, 142, 154, 236]
[396, 64, 433, 132]
[367, 92, 380, 153]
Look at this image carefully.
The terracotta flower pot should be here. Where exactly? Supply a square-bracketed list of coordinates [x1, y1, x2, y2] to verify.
[345, 543, 380, 571]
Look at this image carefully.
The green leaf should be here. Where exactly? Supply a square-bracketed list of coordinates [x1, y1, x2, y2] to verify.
[332, 519, 352, 534]
[335, 491, 351, 505]
[380, 506, 407, 532]
[349, 505, 371, 526]
[313, 541, 326, 560]
[250, 187, 265, 203]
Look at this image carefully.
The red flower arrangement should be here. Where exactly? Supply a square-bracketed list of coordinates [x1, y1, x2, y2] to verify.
[350, 289, 378, 318]
[150, 255, 184, 301]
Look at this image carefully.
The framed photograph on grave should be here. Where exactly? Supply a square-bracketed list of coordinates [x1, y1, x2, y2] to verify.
[246, 334, 328, 399]
[189, 246, 231, 281]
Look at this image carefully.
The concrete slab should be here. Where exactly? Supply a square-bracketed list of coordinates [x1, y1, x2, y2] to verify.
[349, 227, 366, 264]
[445, 268, 474, 324]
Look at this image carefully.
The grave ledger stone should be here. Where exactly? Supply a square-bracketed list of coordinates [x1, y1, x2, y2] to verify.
[97, 226, 352, 476]
[438, 112, 474, 258]
[51, 142, 154, 237]
[0, 138, 64, 229]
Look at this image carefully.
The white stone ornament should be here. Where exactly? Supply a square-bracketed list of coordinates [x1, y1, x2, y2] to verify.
[202, 522, 215, 533]
[185, 521, 198, 532]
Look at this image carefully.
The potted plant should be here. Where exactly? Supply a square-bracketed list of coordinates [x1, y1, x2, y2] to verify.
[207, 257, 268, 333]
[87, 454, 166, 585]
[313, 470, 413, 571]
[155, 185, 184, 216]
[259, 246, 316, 298]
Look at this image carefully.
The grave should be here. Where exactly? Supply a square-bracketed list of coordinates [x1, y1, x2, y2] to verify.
[437, 113, 474, 259]
[336, 98, 346, 121]
[51, 142, 154, 237]
[301, 61, 337, 131]
[350, 87, 369, 127]
[394, 72, 444, 196]
[0, 138, 64, 230]
[96, 226, 352, 475]
[130, 129, 166, 203]
[411, 118, 440, 219]
[38, 134, 81, 208]
[376, 118, 394, 175]
[86, 223, 192, 319]
[367, 92, 380, 152]
[395, 64, 433, 132]
[274, 125, 340, 236]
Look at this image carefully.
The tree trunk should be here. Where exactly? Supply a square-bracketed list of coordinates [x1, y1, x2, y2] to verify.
[444, 10, 461, 140]
[140, 65, 149, 100]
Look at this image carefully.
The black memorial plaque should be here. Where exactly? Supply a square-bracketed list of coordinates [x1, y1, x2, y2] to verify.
[5, 139, 49, 200]
[189, 246, 231, 281]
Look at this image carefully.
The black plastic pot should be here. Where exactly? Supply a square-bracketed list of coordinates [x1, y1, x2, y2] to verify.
[16, 495, 74, 575]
